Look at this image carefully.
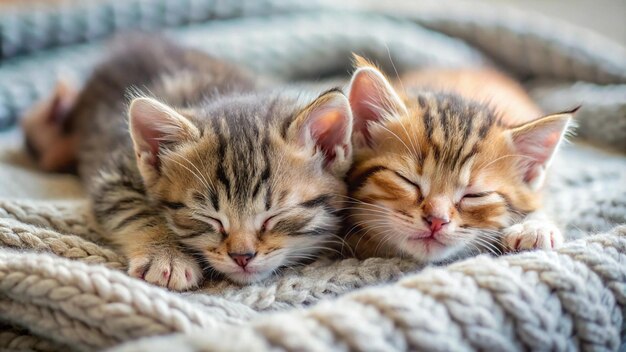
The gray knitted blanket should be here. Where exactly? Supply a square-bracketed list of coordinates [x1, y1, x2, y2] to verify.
[0, 0, 625, 351]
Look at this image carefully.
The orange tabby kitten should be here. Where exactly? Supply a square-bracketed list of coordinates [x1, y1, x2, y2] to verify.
[345, 57, 574, 262]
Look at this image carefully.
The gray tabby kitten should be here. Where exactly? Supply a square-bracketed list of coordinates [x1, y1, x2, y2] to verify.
[45, 36, 352, 290]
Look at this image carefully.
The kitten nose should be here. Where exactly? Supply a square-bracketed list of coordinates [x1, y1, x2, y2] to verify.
[228, 252, 256, 267]
[424, 216, 450, 233]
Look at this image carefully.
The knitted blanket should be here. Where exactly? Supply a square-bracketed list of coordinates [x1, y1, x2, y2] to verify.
[1, 0, 625, 351]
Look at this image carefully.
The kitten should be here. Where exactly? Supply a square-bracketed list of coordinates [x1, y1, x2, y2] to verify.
[344, 57, 573, 262]
[21, 77, 79, 172]
[27, 36, 353, 290]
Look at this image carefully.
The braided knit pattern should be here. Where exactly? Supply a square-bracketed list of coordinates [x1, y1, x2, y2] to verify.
[0, 229, 624, 352]
[0, 0, 625, 351]
[0, 322, 68, 352]
[112, 228, 625, 352]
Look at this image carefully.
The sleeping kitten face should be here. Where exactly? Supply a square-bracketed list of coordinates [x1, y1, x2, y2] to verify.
[346, 62, 571, 262]
[128, 90, 352, 283]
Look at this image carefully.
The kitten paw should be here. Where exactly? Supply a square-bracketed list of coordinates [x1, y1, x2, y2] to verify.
[503, 220, 563, 252]
[127, 249, 203, 291]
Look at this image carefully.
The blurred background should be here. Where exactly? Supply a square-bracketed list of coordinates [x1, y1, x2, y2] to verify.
[5, 0, 622, 41]
[0, 0, 624, 199]
[475, 0, 625, 44]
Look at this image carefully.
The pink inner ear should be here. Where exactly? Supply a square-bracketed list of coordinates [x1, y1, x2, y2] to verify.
[46, 82, 78, 125]
[512, 117, 569, 184]
[47, 96, 64, 124]
[132, 111, 165, 168]
[309, 109, 346, 161]
[348, 68, 403, 144]
[349, 71, 382, 137]
[514, 130, 559, 165]
[302, 95, 352, 167]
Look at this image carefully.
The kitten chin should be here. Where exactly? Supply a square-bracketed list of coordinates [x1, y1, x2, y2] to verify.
[58, 36, 354, 290]
[344, 58, 573, 262]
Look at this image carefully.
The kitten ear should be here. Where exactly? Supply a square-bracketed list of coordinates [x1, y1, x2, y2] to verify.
[288, 89, 353, 177]
[507, 110, 575, 190]
[347, 57, 407, 144]
[129, 97, 200, 181]
[22, 78, 79, 129]
[47, 79, 79, 125]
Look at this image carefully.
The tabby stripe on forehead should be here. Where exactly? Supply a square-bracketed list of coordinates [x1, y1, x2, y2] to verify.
[216, 166, 232, 199]
[192, 191, 220, 211]
[449, 147, 464, 171]
[455, 145, 479, 171]
[478, 111, 494, 138]
[432, 143, 442, 160]
[212, 118, 233, 199]
[259, 134, 273, 209]
[265, 186, 273, 211]
[254, 144, 271, 193]
[440, 102, 450, 141]
[417, 95, 428, 109]
[461, 110, 474, 140]
[208, 191, 219, 211]
[349, 165, 389, 192]
[423, 104, 435, 143]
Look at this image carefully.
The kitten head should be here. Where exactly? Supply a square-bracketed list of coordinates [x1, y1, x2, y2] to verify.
[128, 89, 352, 284]
[346, 61, 572, 262]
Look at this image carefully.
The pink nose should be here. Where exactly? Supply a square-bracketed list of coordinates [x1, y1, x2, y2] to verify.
[424, 216, 450, 233]
[228, 252, 256, 267]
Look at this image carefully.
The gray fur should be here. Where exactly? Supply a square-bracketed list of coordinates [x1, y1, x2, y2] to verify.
[68, 36, 347, 289]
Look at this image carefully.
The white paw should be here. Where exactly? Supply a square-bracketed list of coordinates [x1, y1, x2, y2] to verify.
[503, 220, 563, 252]
[127, 248, 203, 291]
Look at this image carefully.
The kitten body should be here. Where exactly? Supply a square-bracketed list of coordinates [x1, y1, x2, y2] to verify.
[41, 36, 352, 290]
[345, 60, 572, 262]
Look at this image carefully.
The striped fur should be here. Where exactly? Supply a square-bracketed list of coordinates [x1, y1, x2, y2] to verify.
[345, 60, 572, 263]
[70, 36, 348, 290]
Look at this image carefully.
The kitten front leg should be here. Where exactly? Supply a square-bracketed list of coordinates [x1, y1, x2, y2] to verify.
[91, 171, 203, 291]
[502, 211, 564, 252]
[120, 225, 204, 291]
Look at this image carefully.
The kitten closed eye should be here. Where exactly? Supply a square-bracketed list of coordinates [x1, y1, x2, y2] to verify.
[393, 171, 422, 193]
[162, 201, 186, 210]
[462, 192, 493, 199]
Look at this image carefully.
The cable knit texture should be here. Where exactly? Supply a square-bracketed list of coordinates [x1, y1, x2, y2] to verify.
[0, 0, 625, 351]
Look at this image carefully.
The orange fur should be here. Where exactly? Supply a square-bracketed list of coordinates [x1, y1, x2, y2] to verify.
[401, 68, 543, 125]
[345, 61, 571, 262]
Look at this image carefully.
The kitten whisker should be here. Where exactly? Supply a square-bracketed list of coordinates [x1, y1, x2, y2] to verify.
[344, 207, 415, 223]
[353, 223, 388, 254]
[192, 147, 216, 191]
[373, 227, 401, 257]
[375, 120, 421, 162]
[472, 236, 502, 256]
[162, 153, 212, 191]
[475, 153, 537, 172]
